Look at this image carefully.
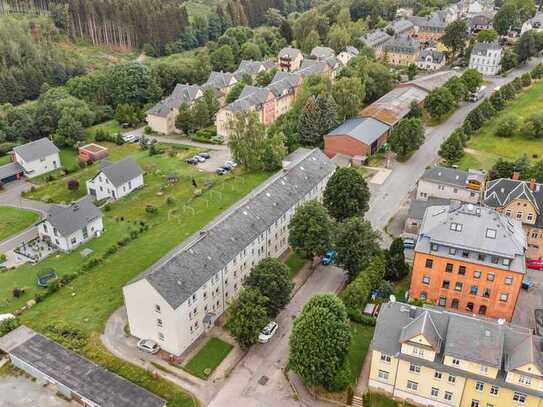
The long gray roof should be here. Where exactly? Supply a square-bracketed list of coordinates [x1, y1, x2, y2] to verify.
[311, 46, 335, 59]
[234, 60, 275, 80]
[386, 19, 415, 34]
[326, 117, 390, 146]
[226, 85, 272, 113]
[96, 157, 143, 188]
[146, 84, 202, 117]
[408, 12, 448, 30]
[416, 202, 526, 274]
[13, 138, 59, 162]
[7, 328, 165, 407]
[360, 29, 391, 48]
[472, 41, 501, 56]
[421, 166, 484, 189]
[44, 196, 101, 236]
[372, 302, 543, 397]
[127, 148, 336, 309]
[384, 35, 420, 54]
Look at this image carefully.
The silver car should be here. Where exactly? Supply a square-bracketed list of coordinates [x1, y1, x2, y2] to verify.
[258, 321, 278, 343]
[137, 339, 160, 354]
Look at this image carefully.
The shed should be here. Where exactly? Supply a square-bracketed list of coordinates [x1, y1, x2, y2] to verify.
[79, 143, 109, 163]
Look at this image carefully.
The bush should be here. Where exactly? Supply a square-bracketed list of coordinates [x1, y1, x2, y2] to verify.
[44, 322, 88, 351]
[144, 126, 152, 134]
[521, 73, 532, 87]
[0, 253, 6, 262]
[78, 159, 88, 169]
[0, 142, 17, 155]
[82, 256, 103, 271]
[106, 245, 118, 255]
[0, 317, 20, 336]
[67, 179, 80, 190]
[12, 287, 23, 298]
[145, 204, 158, 214]
[346, 308, 377, 325]
[104, 203, 111, 212]
[495, 115, 519, 137]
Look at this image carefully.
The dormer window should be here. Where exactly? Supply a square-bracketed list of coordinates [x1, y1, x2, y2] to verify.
[452, 358, 460, 366]
[486, 228, 496, 239]
[450, 222, 462, 232]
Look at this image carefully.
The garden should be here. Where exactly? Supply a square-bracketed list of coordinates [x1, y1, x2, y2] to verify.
[0, 207, 40, 242]
[183, 337, 233, 379]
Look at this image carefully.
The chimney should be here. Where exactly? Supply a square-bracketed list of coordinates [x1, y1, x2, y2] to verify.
[529, 178, 536, 191]
[512, 172, 520, 180]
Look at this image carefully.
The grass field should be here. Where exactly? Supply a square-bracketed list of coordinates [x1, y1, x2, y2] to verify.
[347, 323, 374, 384]
[184, 337, 233, 379]
[0, 155, 10, 166]
[459, 79, 543, 171]
[0, 207, 40, 242]
[286, 250, 306, 280]
[363, 393, 416, 406]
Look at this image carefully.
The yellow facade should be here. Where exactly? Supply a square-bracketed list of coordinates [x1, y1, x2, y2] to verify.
[461, 378, 543, 407]
[443, 356, 499, 380]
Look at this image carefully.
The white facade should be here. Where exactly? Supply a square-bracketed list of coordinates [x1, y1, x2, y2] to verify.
[123, 150, 334, 356]
[416, 179, 480, 203]
[469, 44, 502, 76]
[87, 173, 144, 201]
[39, 216, 103, 252]
[14, 151, 60, 178]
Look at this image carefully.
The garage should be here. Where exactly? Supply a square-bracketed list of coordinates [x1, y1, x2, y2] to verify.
[0, 161, 24, 184]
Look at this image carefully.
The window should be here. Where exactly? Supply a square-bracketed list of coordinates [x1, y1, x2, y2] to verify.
[491, 256, 499, 264]
[378, 370, 389, 380]
[471, 401, 480, 407]
[431, 243, 439, 251]
[155, 304, 161, 313]
[448, 375, 456, 383]
[478, 253, 486, 262]
[380, 354, 391, 363]
[446, 263, 454, 272]
[480, 365, 488, 374]
[420, 291, 428, 300]
[490, 386, 499, 395]
[506, 210, 511, 217]
[503, 258, 511, 266]
[479, 305, 487, 315]
[82, 226, 88, 239]
[455, 281, 463, 291]
[407, 380, 418, 391]
[487, 273, 495, 281]
[413, 347, 424, 356]
[475, 382, 484, 391]
[513, 392, 526, 404]
[516, 212, 523, 220]
[409, 363, 421, 373]
[449, 247, 457, 255]
[528, 213, 534, 221]
[450, 222, 463, 231]
[444, 391, 453, 401]
[442, 280, 450, 289]
[505, 276, 513, 285]
[486, 228, 497, 239]
[483, 288, 491, 298]
[71, 237, 77, 244]
[452, 358, 460, 366]
[500, 293, 509, 302]
[439, 296, 447, 306]
[434, 371, 442, 379]
[518, 375, 531, 385]
[459, 265, 466, 275]
[431, 387, 439, 397]
[470, 285, 478, 295]
[474, 270, 481, 279]
[462, 251, 469, 258]
[422, 275, 431, 284]
[157, 318, 163, 328]
[425, 259, 433, 268]
[158, 332, 165, 341]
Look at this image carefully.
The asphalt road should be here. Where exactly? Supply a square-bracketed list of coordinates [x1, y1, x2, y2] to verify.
[207, 265, 346, 407]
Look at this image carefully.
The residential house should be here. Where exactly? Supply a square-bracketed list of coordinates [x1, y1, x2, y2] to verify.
[483, 177, 543, 259]
[383, 35, 421, 66]
[201, 72, 238, 105]
[324, 117, 391, 158]
[86, 157, 144, 201]
[369, 301, 543, 407]
[267, 71, 303, 116]
[469, 13, 494, 33]
[38, 196, 103, 252]
[405, 197, 451, 235]
[216, 85, 276, 138]
[469, 41, 502, 76]
[360, 29, 392, 58]
[12, 138, 60, 178]
[386, 19, 416, 36]
[310, 46, 336, 60]
[233, 59, 275, 81]
[521, 12, 543, 34]
[416, 166, 484, 204]
[337, 46, 359, 66]
[409, 12, 449, 42]
[300, 57, 340, 79]
[417, 48, 447, 70]
[146, 84, 203, 135]
[459, 0, 496, 17]
[409, 202, 526, 321]
[0, 326, 166, 407]
[122, 148, 336, 356]
[277, 47, 303, 72]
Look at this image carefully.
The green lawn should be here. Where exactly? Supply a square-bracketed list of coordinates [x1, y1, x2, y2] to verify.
[286, 250, 307, 280]
[0, 207, 40, 242]
[347, 323, 374, 384]
[0, 155, 10, 166]
[363, 393, 416, 407]
[183, 337, 233, 379]
[459, 79, 543, 171]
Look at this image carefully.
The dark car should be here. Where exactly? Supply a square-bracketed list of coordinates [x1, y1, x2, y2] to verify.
[186, 158, 198, 165]
[198, 152, 210, 159]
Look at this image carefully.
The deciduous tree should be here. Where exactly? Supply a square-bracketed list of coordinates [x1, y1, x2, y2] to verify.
[288, 200, 333, 259]
[389, 118, 425, 159]
[323, 167, 370, 221]
[226, 288, 269, 349]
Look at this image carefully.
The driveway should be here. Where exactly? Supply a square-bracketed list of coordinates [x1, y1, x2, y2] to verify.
[207, 265, 346, 407]
[365, 58, 543, 237]
[0, 375, 72, 406]
[512, 268, 543, 329]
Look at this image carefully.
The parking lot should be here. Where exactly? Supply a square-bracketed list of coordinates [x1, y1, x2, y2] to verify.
[190, 149, 233, 174]
[512, 267, 543, 330]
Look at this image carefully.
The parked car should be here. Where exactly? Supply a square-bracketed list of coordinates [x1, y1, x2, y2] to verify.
[258, 321, 278, 343]
[122, 133, 141, 143]
[526, 258, 543, 270]
[193, 155, 206, 163]
[402, 238, 416, 250]
[198, 152, 210, 159]
[224, 160, 237, 168]
[522, 279, 534, 290]
[216, 168, 227, 175]
[137, 339, 160, 354]
[186, 158, 198, 165]
[321, 250, 336, 265]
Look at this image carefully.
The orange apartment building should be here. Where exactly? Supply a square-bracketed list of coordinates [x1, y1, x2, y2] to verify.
[410, 202, 527, 321]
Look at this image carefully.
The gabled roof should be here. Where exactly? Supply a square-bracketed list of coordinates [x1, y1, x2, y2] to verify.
[310, 46, 335, 59]
[483, 178, 543, 214]
[419, 48, 446, 63]
[278, 47, 302, 59]
[226, 86, 272, 113]
[44, 196, 101, 236]
[472, 41, 501, 56]
[384, 35, 420, 54]
[408, 197, 451, 220]
[386, 19, 415, 34]
[233, 60, 275, 79]
[360, 29, 391, 48]
[406, 70, 460, 92]
[146, 84, 202, 117]
[507, 335, 543, 374]
[13, 138, 59, 162]
[202, 72, 237, 91]
[126, 149, 336, 309]
[298, 59, 330, 76]
[96, 157, 143, 188]
[421, 166, 483, 189]
[408, 12, 448, 30]
[326, 117, 390, 146]
[399, 310, 442, 350]
[0, 162, 23, 180]
[268, 72, 301, 97]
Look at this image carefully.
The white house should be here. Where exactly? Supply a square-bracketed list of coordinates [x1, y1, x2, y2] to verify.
[416, 48, 447, 70]
[123, 148, 336, 356]
[469, 41, 503, 75]
[86, 157, 143, 201]
[38, 197, 103, 252]
[12, 138, 60, 178]
[416, 166, 484, 203]
[337, 46, 360, 66]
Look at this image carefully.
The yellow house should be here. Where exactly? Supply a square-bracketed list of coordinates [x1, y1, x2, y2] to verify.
[369, 302, 543, 407]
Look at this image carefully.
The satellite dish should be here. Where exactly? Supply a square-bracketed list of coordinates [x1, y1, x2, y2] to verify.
[389, 295, 396, 303]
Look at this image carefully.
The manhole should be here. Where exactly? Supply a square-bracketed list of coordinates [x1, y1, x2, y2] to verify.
[258, 375, 269, 385]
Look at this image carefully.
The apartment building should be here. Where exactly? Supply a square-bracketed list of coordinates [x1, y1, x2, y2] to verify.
[410, 202, 526, 321]
[484, 177, 543, 259]
[123, 148, 336, 356]
[409, 12, 448, 42]
[417, 166, 484, 204]
[277, 47, 303, 72]
[369, 302, 543, 407]
[469, 41, 503, 76]
[360, 29, 392, 58]
[383, 35, 420, 66]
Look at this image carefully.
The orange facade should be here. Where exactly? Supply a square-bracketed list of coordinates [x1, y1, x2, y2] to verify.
[410, 252, 523, 321]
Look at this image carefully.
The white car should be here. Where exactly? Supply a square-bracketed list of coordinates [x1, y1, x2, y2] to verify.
[137, 339, 160, 354]
[122, 133, 141, 143]
[193, 155, 206, 163]
[224, 160, 237, 168]
[258, 321, 278, 343]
